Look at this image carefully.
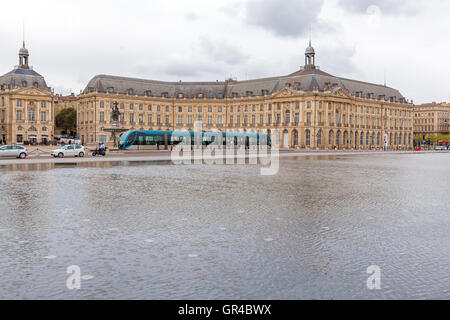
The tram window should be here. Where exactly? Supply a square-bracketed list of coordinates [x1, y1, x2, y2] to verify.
[126, 133, 136, 146]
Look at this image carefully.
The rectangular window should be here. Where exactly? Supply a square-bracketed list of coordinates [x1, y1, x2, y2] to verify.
[306, 112, 311, 124]
[130, 114, 134, 124]
[17, 100, 22, 107]
[208, 116, 213, 125]
[188, 115, 193, 124]
[100, 112, 105, 122]
[41, 101, 46, 108]
[100, 101, 105, 108]
[178, 116, 183, 125]
[165, 115, 169, 124]
[139, 104, 143, 111]
[218, 116, 223, 125]
[16, 110, 22, 120]
[268, 114, 272, 124]
[148, 114, 152, 125]
[130, 104, 134, 110]
[41, 112, 47, 121]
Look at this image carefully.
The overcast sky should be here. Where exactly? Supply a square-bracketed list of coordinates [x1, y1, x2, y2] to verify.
[0, 0, 448, 104]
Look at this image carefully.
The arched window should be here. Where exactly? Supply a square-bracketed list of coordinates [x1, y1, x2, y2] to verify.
[293, 130, 298, 146]
[328, 130, 333, 145]
[305, 130, 311, 146]
[377, 133, 380, 146]
[336, 131, 340, 146]
[22, 81, 27, 87]
[408, 134, 411, 145]
[355, 132, 358, 145]
[317, 130, 322, 145]
[360, 132, 364, 145]
[371, 133, 375, 145]
[343, 131, 348, 145]
[398, 133, 402, 145]
[366, 132, 369, 145]
[394, 134, 397, 145]
[404, 134, 407, 145]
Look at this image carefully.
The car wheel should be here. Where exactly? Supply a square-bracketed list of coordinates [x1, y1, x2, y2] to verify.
[58, 153, 64, 158]
[79, 152, 84, 158]
[19, 153, 27, 159]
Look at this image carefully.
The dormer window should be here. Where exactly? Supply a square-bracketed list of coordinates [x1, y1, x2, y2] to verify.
[261, 89, 269, 96]
[217, 92, 224, 99]
[177, 93, 184, 99]
[22, 81, 27, 88]
[246, 91, 253, 97]
[33, 82, 39, 88]
[162, 92, 169, 98]
[145, 90, 152, 97]
[232, 92, 239, 98]
[127, 88, 134, 95]
[197, 93, 204, 99]
[107, 87, 115, 93]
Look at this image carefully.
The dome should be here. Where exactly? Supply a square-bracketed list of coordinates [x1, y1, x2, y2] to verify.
[19, 47, 29, 55]
[305, 43, 315, 55]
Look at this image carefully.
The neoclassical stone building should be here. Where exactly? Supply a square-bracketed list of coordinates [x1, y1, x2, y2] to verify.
[414, 102, 449, 138]
[77, 42, 414, 149]
[0, 42, 54, 144]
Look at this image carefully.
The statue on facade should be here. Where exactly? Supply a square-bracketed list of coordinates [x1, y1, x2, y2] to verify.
[111, 101, 121, 124]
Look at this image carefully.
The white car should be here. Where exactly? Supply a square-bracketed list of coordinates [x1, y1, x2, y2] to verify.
[51, 145, 85, 158]
[0, 145, 28, 159]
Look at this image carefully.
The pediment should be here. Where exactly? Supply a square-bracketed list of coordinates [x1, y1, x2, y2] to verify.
[272, 87, 299, 98]
[15, 86, 52, 97]
[332, 87, 351, 98]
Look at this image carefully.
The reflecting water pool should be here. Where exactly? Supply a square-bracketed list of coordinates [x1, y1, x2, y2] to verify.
[0, 153, 449, 299]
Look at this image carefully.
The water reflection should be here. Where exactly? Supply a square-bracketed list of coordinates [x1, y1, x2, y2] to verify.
[0, 153, 449, 299]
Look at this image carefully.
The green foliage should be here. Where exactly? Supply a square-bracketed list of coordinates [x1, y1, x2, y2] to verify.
[55, 107, 77, 132]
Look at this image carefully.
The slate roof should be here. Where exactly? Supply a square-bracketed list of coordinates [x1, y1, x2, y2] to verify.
[0, 67, 50, 92]
[83, 67, 406, 101]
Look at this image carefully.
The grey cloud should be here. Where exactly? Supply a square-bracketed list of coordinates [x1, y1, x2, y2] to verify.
[244, 0, 326, 37]
[185, 12, 202, 21]
[337, 0, 415, 14]
[199, 37, 249, 65]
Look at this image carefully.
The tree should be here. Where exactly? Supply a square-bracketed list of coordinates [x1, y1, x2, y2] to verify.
[429, 134, 439, 145]
[55, 107, 77, 135]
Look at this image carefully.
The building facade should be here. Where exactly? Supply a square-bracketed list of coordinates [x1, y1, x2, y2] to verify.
[76, 43, 414, 150]
[413, 102, 450, 138]
[0, 43, 54, 145]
